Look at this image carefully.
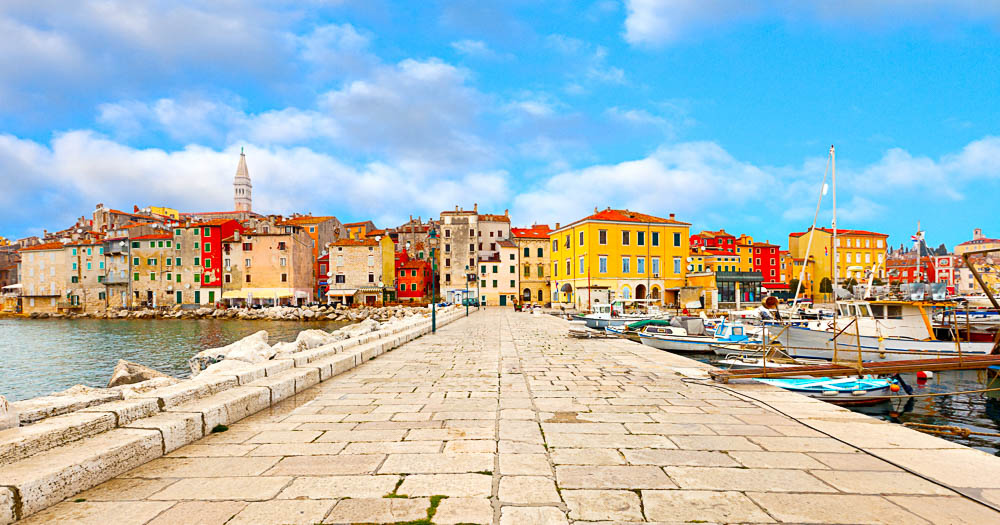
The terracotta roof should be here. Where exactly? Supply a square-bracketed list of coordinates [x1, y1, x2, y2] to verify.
[400, 259, 430, 269]
[19, 242, 64, 252]
[498, 240, 517, 248]
[511, 225, 552, 239]
[697, 229, 732, 238]
[366, 229, 387, 237]
[66, 241, 101, 247]
[343, 221, 375, 227]
[957, 238, 1000, 246]
[789, 227, 888, 238]
[120, 222, 156, 229]
[130, 234, 173, 241]
[558, 209, 690, 230]
[317, 253, 329, 262]
[332, 238, 378, 247]
[478, 214, 510, 222]
[195, 219, 239, 227]
[281, 216, 335, 226]
[752, 242, 778, 248]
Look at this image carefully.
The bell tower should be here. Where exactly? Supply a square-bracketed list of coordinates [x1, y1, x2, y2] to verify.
[234, 147, 252, 212]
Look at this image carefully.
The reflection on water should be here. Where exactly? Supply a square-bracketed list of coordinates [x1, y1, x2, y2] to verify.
[0, 318, 350, 401]
[701, 354, 1000, 455]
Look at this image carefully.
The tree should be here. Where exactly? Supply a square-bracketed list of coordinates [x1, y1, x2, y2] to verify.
[845, 277, 859, 292]
[819, 277, 833, 294]
[872, 277, 885, 286]
[788, 278, 801, 295]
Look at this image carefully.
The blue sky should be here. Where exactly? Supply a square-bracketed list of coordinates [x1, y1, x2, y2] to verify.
[2, 1, 999, 250]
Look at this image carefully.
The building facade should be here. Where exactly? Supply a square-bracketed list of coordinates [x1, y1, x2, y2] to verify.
[549, 208, 691, 310]
[788, 227, 888, 299]
[326, 238, 387, 305]
[18, 243, 67, 313]
[222, 227, 314, 305]
[479, 240, 519, 306]
[955, 228, 1000, 256]
[512, 225, 552, 305]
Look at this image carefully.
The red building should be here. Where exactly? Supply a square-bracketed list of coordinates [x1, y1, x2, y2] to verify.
[752, 241, 783, 289]
[194, 219, 244, 288]
[690, 230, 737, 254]
[395, 250, 432, 301]
[933, 255, 958, 291]
[317, 253, 330, 298]
[887, 256, 935, 285]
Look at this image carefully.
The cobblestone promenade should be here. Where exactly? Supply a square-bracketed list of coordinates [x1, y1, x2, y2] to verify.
[27, 309, 1000, 524]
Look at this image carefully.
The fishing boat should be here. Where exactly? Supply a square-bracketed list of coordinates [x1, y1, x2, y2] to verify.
[576, 301, 661, 329]
[708, 321, 756, 355]
[769, 299, 998, 362]
[754, 377, 896, 405]
[605, 318, 673, 336]
[638, 317, 731, 353]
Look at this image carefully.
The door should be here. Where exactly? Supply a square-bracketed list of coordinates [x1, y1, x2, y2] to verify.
[500, 295, 507, 306]
[194, 290, 201, 304]
[208, 291, 215, 304]
[175, 291, 182, 304]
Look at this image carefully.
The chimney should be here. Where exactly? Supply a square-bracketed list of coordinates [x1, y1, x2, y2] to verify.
[669, 213, 675, 220]
[504, 209, 508, 217]
[474, 203, 478, 212]
[594, 206, 598, 213]
[555, 223, 560, 230]
[455, 205, 459, 212]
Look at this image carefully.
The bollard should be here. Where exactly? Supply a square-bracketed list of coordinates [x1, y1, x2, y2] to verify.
[432, 302, 436, 333]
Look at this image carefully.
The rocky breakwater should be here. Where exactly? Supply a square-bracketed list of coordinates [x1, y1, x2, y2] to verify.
[26, 303, 430, 321]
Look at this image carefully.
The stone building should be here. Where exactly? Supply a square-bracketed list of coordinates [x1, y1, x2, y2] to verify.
[18, 242, 67, 314]
[64, 241, 108, 311]
[326, 238, 387, 305]
[221, 227, 314, 306]
[234, 148, 252, 213]
[279, 215, 344, 301]
[129, 233, 177, 307]
[343, 221, 377, 240]
[439, 206, 480, 303]
[478, 239, 520, 306]
[512, 224, 552, 305]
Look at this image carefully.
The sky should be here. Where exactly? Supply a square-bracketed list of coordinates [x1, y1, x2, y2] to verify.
[1, 1, 999, 250]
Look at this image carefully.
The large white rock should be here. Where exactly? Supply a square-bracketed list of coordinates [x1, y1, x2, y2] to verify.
[106, 360, 170, 388]
[188, 330, 272, 375]
[0, 396, 17, 430]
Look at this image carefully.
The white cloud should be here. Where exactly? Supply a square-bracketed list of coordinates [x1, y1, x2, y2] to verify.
[624, 0, 1000, 47]
[605, 107, 669, 129]
[297, 23, 377, 79]
[318, 58, 494, 170]
[450, 39, 509, 60]
[0, 131, 511, 235]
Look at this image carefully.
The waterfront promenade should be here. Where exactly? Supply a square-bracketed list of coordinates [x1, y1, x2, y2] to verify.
[26, 309, 1000, 524]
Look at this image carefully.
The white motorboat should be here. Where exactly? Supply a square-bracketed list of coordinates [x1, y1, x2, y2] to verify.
[755, 377, 897, 405]
[769, 299, 997, 362]
[638, 317, 720, 353]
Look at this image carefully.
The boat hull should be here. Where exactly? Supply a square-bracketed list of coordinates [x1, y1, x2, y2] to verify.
[639, 333, 716, 353]
[755, 377, 894, 405]
[771, 325, 996, 362]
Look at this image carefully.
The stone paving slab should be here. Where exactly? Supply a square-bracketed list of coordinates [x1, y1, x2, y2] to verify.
[25, 308, 1000, 524]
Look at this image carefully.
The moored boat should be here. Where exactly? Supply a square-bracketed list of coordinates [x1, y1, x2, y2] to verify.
[755, 377, 896, 405]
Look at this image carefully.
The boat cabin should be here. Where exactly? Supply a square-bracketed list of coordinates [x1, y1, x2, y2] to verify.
[831, 300, 939, 340]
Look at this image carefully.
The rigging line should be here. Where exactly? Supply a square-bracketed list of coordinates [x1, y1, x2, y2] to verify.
[791, 150, 831, 312]
[680, 377, 1000, 515]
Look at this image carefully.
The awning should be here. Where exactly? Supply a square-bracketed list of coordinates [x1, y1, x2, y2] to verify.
[1, 284, 22, 290]
[222, 288, 294, 299]
[326, 288, 358, 297]
[358, 286, 386, 293]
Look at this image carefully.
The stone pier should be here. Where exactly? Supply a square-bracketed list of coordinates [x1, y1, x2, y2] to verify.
[19, 309, 1000, 524]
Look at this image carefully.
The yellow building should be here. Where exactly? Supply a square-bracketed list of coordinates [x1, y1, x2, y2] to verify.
[549, 208, 690, 309]
[788, 227, 887, 300]
[512, 225, 552, 305]
[379, 235, 395, 289]
[734, 234, 755, 272]
[148, 206, 180, 220]
[955, 228, 1000, 256]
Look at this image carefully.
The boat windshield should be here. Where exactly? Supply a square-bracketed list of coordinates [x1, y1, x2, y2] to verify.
[733, 327, 744, 336]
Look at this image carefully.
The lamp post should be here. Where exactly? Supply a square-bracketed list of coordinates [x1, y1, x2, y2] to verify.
[464, 265, 470, 316]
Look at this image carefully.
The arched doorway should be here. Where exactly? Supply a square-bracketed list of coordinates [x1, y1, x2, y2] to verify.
[523, 288, 531, 301]
[621, 285, 631, 300]
[650, 286, 661, 300]
[537, 289, 544, 302]
[560, 283, 573, 302]
[635, 284, 647, 300]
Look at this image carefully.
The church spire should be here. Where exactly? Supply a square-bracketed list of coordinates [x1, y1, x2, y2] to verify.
[234, 148, 252, 212]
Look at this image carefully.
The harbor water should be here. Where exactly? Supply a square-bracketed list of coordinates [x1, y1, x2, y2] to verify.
[0, 318, 351, 401]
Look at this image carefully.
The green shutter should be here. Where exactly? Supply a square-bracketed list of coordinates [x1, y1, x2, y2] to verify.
[133, 273, 140, 281]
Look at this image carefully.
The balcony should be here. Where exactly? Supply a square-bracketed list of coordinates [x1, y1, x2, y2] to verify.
[104, 240, 129, 255]
[103, 272, 130, 285]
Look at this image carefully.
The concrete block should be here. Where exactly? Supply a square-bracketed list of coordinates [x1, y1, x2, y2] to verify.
[294, 368, 321, 393]
[311, 354, 356, 381]
[0, 412, 116, 468]
[140, 376, 239, 409]
[0, 396, 17, 431]
[79, 398, 160, 425]
[12, 390, 122, 425]
[0, 428, 162, 520]
[167, 387, 271, 434]
[249, 373, 297, 405]
[125, 412, 203, 454]
[0, 487, 14, 525]
[263, 359, 294, 377]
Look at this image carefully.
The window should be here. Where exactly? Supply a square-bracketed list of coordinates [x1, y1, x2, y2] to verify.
[99, 261, 104, 270]
[71, 276, 78, 283]
[674, 257, 682, 274]
[652, 257, 660, 275]
[444, 244, 451, 253]
[537, 247, 543, 257]
[411, 283, 417, 291]
[175, 229, 181, 236]
[622, 231, 630, 245]
[481, 265, 486, 275]
[133, 257, 139, 266]
[205, 259, 212, 268]
[132, 241, 139, 249]
[877, 239, 884, 248]
[244, 258, 250, 267]
[335, 274, 346, 284]
[599, 230, 607, 245]
[481, 279, 487, 287]
[553, 262, 558, 277]
[491, 243, 496, 251]
[280, 273, 287, 282]
[865, 252, 871, 263]
[193, 257, 200, 266]
[133, 273, 139, 281]
[72, 248, 78, 256]
[149, 242, 155, 248]
[147, 258, 156, 266]
[509, 265, 515, 273]
[204, 243, 211, 252]
[579, 231, 584, 246]
[86, 262, 92, 270]
[565, 259, 571, 275]
[524, 265, 530, 277]
[444, 229, 451, 238]
[492, 265, 498, 273]
[524, 247, 529, 257]
[445, 258, 451, 267]
[309, 227, 315, 233]
[368, 273, 375, 283]
[149, 272, 156, 281]
[411, 270, 417, 277]
[245, 274, 251, 283]
[166, 273, 172, 281]
[242, 243, 251, 251]
[510, 280, 515, 287]
[492, 280, 498, 288]
[771, 269, 776, 277]
[622, 256, 630, 273]
[673, 232, 681, 247]
[637, 231, 645, 246]
[755, 258, 761, 265]
[165, 258, 172, 266]
[72, 262, 77, 270]
[552, 239, 558, 252]
[537, 265, 544, 277]
[193, 241, 199, 250]
[637, 257, 645, 274]
[579, 256, 585, 273]
[225, 274, 231, 283]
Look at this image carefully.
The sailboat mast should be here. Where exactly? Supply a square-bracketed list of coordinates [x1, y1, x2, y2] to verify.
[830, 145, 839, 359]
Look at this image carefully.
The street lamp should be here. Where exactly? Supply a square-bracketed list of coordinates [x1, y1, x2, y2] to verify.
[464, 265, 470, 316]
